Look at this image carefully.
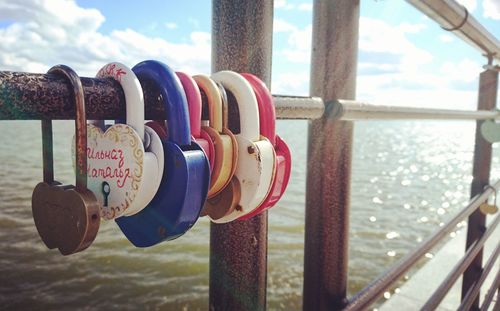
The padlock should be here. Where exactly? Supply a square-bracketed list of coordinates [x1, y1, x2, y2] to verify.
[116, 60, 210, 247]
[479, 186, 499, 215]
[193, 75, 240, 220]
[210, 71, 275, 223]
[81, 62, 164, 219]
[31, 64, 100, 255]
[176, 71, 215, 171]
[239, 73, 292, 220]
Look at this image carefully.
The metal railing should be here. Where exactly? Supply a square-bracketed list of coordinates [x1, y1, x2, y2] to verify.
[0, 0, 498, 310]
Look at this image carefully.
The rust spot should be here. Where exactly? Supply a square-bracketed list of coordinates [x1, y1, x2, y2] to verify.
[247, 146, 255, 154]
[235, 205, 242, 211]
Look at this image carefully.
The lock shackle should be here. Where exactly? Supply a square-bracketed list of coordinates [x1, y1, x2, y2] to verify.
[241, 73, 276, 145]
[211, 71, 260, 142]
[96, 62, 146, 143]
[132, 60, 191, 146]
[176, 72, 202, 139]
[193, 75, 223, 133]
[46, 65, 87, 191]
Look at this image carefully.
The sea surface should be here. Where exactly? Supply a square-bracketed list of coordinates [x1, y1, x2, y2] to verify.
[0, 120, 499, 310]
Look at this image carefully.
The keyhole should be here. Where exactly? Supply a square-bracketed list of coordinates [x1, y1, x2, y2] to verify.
[102, 181, 110, 207]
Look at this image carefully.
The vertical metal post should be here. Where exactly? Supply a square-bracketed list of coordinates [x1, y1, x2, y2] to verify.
[303, 1, 360, 310]
[462, 68, 499, 308]
[209, 1, 273, 311]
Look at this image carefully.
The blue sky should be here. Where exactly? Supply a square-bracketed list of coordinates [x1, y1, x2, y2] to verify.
[0, 0, 498, 109]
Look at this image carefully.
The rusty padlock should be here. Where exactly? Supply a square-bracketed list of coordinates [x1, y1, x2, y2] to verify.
[479, 185, 499, 215]
[31, 65, 100, 255]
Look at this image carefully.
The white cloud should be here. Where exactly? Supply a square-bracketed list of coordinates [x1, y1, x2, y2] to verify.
[483, 0, 500, 19]
[273, 18, 297, 33]
[456, 0, 477, 12]
[274, 0, 295, 10]
[397, 22, 427, 34]
[271, 14, 481, 109]
[165, 22, 178, 30]
[281, 24, 312, 63]
[271, 72, 310, 95]
[439, 34, 455, 43]
[359, 17, 433, 71]
[298, 3, 313, 11]
[0, 0, 210, 76]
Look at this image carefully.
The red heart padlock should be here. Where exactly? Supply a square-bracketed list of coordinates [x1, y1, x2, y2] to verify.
[239, 73, 292, 219]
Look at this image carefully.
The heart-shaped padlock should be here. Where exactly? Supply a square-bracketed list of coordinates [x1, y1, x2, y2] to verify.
[31, 65, 100, 255]
[210, 71, 276, 223]
[116, 60, 210, 247]
[194, 75, 240, 220]
[176, 72, 215, 171]
[83, 62, 165, 219]
[479, 185, 499, 215]
[239, 73, 291, 220]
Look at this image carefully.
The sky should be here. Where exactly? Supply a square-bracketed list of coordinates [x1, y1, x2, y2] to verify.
[0, 0, 498, 110]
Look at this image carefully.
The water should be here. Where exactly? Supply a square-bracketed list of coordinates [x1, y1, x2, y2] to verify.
[0, 120, 498, 310]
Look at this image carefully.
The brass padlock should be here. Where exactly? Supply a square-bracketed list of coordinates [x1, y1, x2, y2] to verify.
[201, 81, 241, 220]
[31, 65, 100, 255]
[479, 185, 499, 215]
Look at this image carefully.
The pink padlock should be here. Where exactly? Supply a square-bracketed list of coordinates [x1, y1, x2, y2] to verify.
[176, 72, 215, 171]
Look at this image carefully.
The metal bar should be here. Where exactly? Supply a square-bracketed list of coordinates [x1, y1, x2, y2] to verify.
[303, 0, 360, 310]
[422, 214, 500, 310]
[459, 242, 500, 311]
[273, 95, 324, 120]
[406, 0, 500, 61]
[209, 1, 272, 311]
[335, 100, 500, 121]
[344, 179, 500, 311]
[462, 68, 499, 308]
[3, 71, 500, 121]
[480, 268, 500, 311]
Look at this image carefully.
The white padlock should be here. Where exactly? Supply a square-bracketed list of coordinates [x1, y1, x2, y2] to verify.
[84, 62, 164, 219]
[211, 71, 275, 222]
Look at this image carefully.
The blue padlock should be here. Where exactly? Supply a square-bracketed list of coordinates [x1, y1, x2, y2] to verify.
[115, 60, 210, 247]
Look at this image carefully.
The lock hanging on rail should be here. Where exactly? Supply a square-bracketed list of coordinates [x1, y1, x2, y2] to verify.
[479, 185, 499, 215]
[31, 65, 100, 255]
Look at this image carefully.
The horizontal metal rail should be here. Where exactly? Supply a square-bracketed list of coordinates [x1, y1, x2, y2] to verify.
[343, 179, 500, 311]
[333, 100, 500, 120]
[458, 242, 500, 311]
[422, 214, 500, 310]
[1, 71, 499, 121]
[480, 268, 500, 311]
[406, 0, 500, 62]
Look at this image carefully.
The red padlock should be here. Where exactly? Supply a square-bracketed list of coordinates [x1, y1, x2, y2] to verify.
[239, 73, 292, 219]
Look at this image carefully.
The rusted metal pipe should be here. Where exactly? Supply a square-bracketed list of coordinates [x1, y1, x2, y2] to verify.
[303, 0, 360, 310]
[209, 1, 273, 311]
[462, 68, 498, 308]
[344, 179, 500, 311]
[406, 0, 500, 62]
[422, 214, 500, 310]
[458, 242, 500, 311]
[0, 71, 323, 120]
